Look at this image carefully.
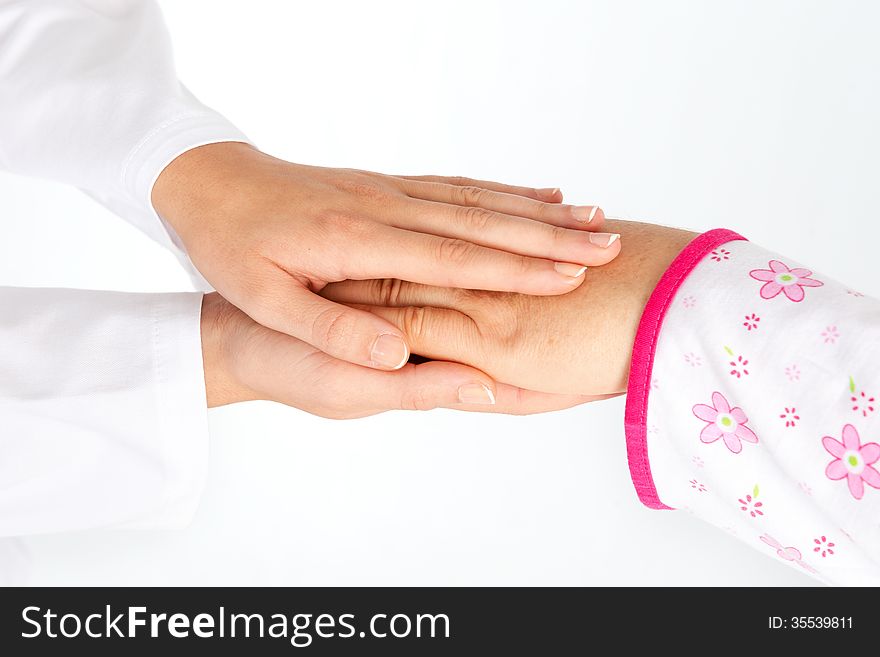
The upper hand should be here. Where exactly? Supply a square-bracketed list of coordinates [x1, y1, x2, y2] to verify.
[153, 142, 621, 372]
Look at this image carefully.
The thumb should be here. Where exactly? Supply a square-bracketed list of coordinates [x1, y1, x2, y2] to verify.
[243, 272, 413, 370]
[346, 303, 482, 368]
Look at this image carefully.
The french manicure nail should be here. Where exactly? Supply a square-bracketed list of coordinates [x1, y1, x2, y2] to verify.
[554, 262, 588, 279]
[588, 232, 620, 248]
[537, 187, 561, 198]
[572, 205, 602, 223]
[458, 383, 496, 405]
[371, 334, 409, 369]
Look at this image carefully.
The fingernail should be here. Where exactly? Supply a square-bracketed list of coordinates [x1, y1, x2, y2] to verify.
[588, 232, 620, 248]
[554, 262, 588, 279]
[370, 334, 409, 369]
[572, 205, 603, 223]
[537, 187, 561, 199]
[458, 383, 496, 405]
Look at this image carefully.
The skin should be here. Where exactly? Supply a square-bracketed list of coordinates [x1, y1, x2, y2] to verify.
[201, 220, 695, 416]
[322, 220, 697, 397]
[200, 292, 598, 418]
[154, 142, 621, 380]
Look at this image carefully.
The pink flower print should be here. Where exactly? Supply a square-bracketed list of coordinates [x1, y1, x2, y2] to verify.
[710, 248, 731, 262]
[724, 346, 749, 378]
[684, 352, 702, 367]
[749, 260, 823, 302]
[822, 424, 880, 500]
[742, 313, 760, 331]
[813, 536, 835, 558]
[739, 488, 764, 517]
[759, 534, 818, 574]
[692, 391, 759, 454]
[692, 455, 705, 468]
[682, 295, 696, 309]
[849, 378, 875, 417]
[821, 326, 839, 344]
[780, 407, 800, 428]
[785, 365, 801, 382]
[851, 391, 876, 417]
[729, 355, 750, 378]
[690, 479, 707, 493]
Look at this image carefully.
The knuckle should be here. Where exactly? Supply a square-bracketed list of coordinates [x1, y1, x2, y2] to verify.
[533, 198, 552, 218]
[311, 306, 354, 351]
[510, 252, 535, 279]
[399, 386, 437, 412]
[455, 205, 495, 231]
[401, 305, 428, 340]
[436, 237, 478, 266]
[334, 173, 388, 202]
[455, 184, 485, 207]
[449, 176, 473, 187]
[463, 291, 523, 344]
[375, 278, 404, 306]
[547, 224, 569, 251]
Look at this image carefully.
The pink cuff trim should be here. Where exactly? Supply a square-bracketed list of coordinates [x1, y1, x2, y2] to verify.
[623, 229, 747, 510]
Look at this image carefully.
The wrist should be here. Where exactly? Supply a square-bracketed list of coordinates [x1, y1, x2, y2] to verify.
[151, 141, 264, 245]
[568, 220, 697, 394]
[200, 293, 258, 407]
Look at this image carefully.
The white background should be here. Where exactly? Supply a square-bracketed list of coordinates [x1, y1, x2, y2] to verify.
[2, 0, 879, 585]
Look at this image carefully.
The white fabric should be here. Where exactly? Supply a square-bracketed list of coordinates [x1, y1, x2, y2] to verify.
[645, 238, 880, 585]
[0, 0, 247, 534]
[0, 288, 208, 535]
[0, 0, 249, 273]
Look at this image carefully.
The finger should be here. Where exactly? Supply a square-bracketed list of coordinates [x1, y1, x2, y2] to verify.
[304, 356, 602, 417]
[323, 303, 625, 410]
[323, 278, 462, 311]
[399, 179, 604, 229]
[388, 197, 619, 266]
[337, 359, 501, 416]
[393, 175, 564, 203]
[349, 224, 598, 295]
[255, 343, 499, 418]
[453, 386, 615, 415]
[243, 271, 412, 371]
[339, 303, 482, 367]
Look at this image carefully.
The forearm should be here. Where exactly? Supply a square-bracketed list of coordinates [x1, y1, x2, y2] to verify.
[326, 221, 880, 583]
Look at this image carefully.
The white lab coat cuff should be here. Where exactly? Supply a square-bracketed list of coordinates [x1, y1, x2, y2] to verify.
[121, 108, 250, 253]
[122, 291, 211, 530]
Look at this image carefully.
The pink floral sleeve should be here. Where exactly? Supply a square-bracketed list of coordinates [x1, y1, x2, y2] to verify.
[625, 229, 880, 585]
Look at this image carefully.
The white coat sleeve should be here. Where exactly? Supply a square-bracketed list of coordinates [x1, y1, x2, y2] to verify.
[0, 287, 208, 535]
[0, 0, 249, 261]
[624, 229, 880, 585]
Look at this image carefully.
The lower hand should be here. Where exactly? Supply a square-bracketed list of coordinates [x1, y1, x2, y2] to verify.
[322, 220, 697, 398]
[200, 293, 600, 417]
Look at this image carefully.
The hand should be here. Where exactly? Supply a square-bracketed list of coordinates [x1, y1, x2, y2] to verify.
[199, 293, 602, 417]
[322, 220, 697, 397]
[154, 142, 621, 373]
